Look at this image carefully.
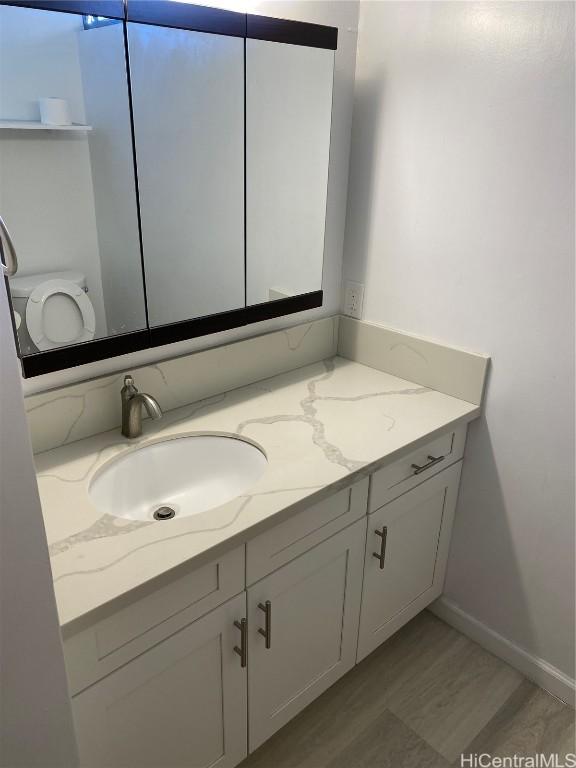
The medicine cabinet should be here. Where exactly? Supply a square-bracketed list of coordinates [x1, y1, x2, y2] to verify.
[0, 0, 336, 376]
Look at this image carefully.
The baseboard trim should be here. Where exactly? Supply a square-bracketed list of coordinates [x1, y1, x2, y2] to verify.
[429, 597, 575, 707]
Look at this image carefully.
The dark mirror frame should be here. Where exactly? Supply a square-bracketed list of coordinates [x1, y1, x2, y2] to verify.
[0, 0, 336, 377]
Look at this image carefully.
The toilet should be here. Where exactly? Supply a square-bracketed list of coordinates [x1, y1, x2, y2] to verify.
[10, 271, 96, 354]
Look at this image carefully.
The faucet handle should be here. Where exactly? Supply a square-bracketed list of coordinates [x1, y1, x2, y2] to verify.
[122, 374, 138, 395]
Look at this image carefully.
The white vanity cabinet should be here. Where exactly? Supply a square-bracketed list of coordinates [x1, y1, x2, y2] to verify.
[70, 502, 367, 768]
[66, 426, 469, 768]
[357, 460, 463, 661]
[73, 593, 248, 768]
[246, 519, 366, 750]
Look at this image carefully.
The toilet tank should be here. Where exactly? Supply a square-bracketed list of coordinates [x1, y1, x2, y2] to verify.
[10, 270, 88, 298]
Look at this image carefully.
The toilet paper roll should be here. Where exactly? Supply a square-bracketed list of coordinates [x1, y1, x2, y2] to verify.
[39, 97, 71, 126]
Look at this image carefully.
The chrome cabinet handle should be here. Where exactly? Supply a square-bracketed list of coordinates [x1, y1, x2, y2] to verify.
[372, 526, 388, 570]
[233, 618, 247, 668]
[0, 214, 18, 277]
[411, 454, 444, 475]
[258, 600, 272, 649]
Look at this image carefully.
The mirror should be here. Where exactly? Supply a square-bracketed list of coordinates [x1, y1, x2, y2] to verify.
[0, 2, 336, 376]
[245, 39, 334, 305]
[0, 4, 146, 356]
[127, 21, 245, 328]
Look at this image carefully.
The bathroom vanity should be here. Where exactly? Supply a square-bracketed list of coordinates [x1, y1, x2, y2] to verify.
[68, 436, 465, 767]
[32, 319, 488, 768]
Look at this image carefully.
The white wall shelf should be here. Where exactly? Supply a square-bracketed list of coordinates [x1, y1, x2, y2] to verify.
[0, 120, 92, 131]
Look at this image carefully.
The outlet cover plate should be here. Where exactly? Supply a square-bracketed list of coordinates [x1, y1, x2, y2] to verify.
[343, 281, 364, 319]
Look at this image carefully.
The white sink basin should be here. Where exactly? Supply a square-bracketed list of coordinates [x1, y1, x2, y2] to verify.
[89, 435, 267, 521]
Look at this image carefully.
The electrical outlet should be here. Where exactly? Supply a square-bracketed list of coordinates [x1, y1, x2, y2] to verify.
[343, 281, 364, 319]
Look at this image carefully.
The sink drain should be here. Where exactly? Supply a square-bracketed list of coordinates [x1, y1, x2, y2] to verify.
[153, 506, 176, 521]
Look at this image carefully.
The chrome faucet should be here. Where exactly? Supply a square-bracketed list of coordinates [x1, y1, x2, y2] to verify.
[121, 375, 163, 439]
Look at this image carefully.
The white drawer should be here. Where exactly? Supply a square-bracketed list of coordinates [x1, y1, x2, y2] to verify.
[65, 545, 244, 694]
[246, 479, 369, 585]
[369, 425, 467, 512]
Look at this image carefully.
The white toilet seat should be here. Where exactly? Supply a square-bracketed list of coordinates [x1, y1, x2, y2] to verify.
[26, 278, 96, 351]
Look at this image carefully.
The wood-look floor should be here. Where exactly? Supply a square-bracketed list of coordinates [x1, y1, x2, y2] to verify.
[240, 611, 575, 768]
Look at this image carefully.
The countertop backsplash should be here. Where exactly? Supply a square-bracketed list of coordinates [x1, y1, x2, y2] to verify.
[25, 316, 339, 455]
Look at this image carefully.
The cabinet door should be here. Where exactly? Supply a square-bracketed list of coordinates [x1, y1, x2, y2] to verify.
[246, 38, 334, 305]
[247, 519, 366, 751]
[357, 462, 462, 662]
[127, 22, 245, 327]
[73, 593, 247, 768]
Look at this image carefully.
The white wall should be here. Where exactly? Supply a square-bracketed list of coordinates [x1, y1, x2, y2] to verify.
[0, 278, 78, 767]
[0, 5, 108, 338]
[23, 0, 359, 394]
[344, 2, 575, 680]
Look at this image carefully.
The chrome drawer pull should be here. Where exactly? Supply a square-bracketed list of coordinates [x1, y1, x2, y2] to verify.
[258, 600, 272, 649]
[411, 454, 445, 475]
[372, 526, 388, 570]
[233, 618, 247, 668]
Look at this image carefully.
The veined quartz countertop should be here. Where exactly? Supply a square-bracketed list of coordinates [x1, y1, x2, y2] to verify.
[36, 356, 480, 633]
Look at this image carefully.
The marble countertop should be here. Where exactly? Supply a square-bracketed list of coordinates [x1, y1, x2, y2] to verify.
[36, 356, 480, 633]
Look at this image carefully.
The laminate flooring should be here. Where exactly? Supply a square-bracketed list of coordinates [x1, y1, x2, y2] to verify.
[240, 611, 575, 768]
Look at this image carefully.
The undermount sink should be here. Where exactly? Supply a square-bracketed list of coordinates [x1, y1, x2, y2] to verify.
[89, 434, 268, 521]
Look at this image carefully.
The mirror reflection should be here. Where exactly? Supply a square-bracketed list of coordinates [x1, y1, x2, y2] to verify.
[246, 39, 334, 305]
[0, 3, 336, 372]
[127, 22, 245, 328]
[0, 5, 146, 356]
